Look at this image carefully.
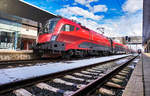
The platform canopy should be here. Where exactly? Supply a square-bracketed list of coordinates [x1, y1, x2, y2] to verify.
[143, 0, 150, 44]
[0, 0, 57, 23]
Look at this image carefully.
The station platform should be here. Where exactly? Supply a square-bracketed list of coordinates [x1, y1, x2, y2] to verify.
[123, 53, 150, 96]
[0, 50, 38, 61]
[0, 50, 33, 53]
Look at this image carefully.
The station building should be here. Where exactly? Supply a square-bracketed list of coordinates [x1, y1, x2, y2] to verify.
[143, 0, 150, 52]
[0, 0, 56, 50]
[0, 11, 37, 50]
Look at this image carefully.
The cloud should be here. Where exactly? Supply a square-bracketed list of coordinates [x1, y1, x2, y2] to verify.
[74, 0, 98, 5]
[110, 8, 117, 11]
[122, 0, 143, 13]
[74, 0, 98, 10]
[70, 11, 142, 38]
[74, 0, 108, 14]
[92, 5, 108, 13]
[101, 12, 143, 37]
[56, 6, 104, 20]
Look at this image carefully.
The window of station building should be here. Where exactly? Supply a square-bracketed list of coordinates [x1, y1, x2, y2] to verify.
[0, 31, 14, 49]
[0, 32, 13, 43]
[61, 24, 75, 31]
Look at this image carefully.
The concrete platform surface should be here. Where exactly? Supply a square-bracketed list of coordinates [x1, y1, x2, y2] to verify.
[0, 54, 130, 86]
[0, 50, 36, 61]
[0, 50, 33, 53]
[123, 57, 143, 96]
[143, 53, 150, 96]
[123, 53, 150, 96]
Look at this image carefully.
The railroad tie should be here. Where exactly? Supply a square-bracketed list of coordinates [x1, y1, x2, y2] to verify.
[73, 73, 92, 78]
[123, 68, 131, 71]
[53, 78, 75, 86]
[99, 73, 106, 76]
[105, 82, 124, 89]
[121, 70, 130, 74]
[115, 75, 126, 80]
[86, 69, 102, 73]
[118, 72, 128, 76]
[98, 87, 115, 96]
[19, 64, 23, 67]
[53, 78, 86, 88]
[123, 67, 130, 69]
[123, 67, 131, 71]
[64, 75, 94, 83]
[91, 68, 103, 71]
[87, 70, 102, 73]
[111, 78, 124, 83]
[91, 68, 99, 70]
[85, 79, 95, 82]
[27, 64, 32, 66]
[13, 88, 34, 96]
[81, 71, 99, 75]
[64, 75, 85, 81]
[36, 82, 74, 96]
[8, 65, 13, 68]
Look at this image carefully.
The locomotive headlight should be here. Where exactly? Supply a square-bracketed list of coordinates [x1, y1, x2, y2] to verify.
[51, 35, 57, 41]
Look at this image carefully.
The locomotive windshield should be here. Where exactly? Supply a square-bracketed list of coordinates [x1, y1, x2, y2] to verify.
[42, 18, 60, 34]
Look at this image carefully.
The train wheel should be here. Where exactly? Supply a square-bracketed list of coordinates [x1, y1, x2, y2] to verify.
[103, 51, 108, 56]
[62, 54, 71, 59]
[62, 52, 71, 59]
[79, 51, 84, 58]
[62, 50, 73, 59]
[97, 52, 100, 56]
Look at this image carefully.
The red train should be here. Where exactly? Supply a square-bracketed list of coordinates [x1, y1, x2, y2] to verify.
[33, 17, 128, 58]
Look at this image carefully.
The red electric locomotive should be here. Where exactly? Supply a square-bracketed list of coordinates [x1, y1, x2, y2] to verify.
[33, 17, 127, 58]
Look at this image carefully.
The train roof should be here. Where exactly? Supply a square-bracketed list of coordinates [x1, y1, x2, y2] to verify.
[58, 17, 92, 31]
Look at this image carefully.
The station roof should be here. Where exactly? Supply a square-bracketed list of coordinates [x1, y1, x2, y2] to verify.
[0, 0, 57, 23]
[143, 0, 150, 44]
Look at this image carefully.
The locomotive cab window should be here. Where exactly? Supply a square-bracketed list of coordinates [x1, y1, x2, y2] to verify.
[76, 27, 80, 31]
[61, 24, 75, 31]
[42, 18, 61, 34]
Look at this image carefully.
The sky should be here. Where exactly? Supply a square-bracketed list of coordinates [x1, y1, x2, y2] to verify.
[23, 0, 143, 37]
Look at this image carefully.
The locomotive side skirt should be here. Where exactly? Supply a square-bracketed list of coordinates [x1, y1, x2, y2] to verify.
[34, 41, 65, 51]
[79, 42, 111, 52]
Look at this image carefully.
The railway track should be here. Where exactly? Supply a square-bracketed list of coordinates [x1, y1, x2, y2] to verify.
[0, 55, 137, 96]
[72, 56, 138, 96]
